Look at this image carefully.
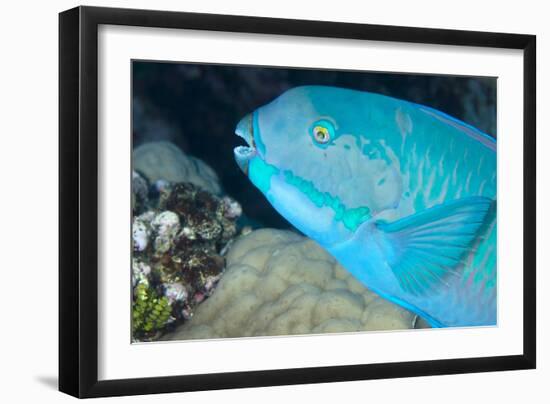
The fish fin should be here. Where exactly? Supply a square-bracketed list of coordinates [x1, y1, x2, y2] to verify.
[376, 196, 494, 296]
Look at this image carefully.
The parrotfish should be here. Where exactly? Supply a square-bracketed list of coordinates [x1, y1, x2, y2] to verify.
[234, 85, 496, 328]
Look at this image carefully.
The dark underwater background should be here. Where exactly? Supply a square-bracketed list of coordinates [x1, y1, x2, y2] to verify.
[132, 61, 496, 230]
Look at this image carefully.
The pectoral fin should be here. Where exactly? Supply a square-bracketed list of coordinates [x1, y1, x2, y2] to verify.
[376, 196, 494, 296]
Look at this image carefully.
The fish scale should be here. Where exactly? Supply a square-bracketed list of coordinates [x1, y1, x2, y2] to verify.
[397, 106, 496, 325]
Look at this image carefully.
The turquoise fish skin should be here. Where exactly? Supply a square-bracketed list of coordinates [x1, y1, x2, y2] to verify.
[234, 85, 496, 328]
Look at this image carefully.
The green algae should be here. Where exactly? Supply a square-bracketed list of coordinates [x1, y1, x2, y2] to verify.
[132, 283, 172, 335]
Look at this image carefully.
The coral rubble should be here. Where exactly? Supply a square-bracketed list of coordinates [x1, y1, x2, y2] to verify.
[131, 166, 242, 341]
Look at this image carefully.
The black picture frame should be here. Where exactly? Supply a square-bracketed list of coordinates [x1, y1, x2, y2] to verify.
[59, 5, 536, 398]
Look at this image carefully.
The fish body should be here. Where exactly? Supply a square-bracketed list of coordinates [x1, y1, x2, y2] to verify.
[234, 85, 496, 328]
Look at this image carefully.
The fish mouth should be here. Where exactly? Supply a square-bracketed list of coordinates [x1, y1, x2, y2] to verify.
[234, 113, 257, 174]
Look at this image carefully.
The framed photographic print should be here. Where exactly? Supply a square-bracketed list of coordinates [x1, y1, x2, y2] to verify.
[59, 6, 536, 398]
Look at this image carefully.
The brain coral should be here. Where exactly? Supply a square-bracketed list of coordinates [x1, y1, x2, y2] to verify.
[133, 141, 221, 194]
[164, 229, 419, 340]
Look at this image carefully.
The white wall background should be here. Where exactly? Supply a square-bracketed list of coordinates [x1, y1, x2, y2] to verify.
[0, 0, 546, 402]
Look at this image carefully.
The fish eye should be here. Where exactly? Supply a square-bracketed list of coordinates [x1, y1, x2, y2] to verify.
[310, 119, 336, 147]
[313, 125, 331, 144]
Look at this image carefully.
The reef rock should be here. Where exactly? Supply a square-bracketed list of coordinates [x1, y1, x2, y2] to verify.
[133, 141, 221, 194]
[132, 170, 150, 214]
[163, 229, 417, 340]
[131, 181, 243, 341]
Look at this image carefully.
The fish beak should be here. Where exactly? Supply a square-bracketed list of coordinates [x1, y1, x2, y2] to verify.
[234, 113, 257, 175]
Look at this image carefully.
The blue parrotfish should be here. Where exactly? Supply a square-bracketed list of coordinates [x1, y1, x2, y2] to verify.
[234, 85, 496, 328]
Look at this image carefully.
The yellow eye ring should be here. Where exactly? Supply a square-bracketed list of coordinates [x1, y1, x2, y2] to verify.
[313, 126, 331, 144]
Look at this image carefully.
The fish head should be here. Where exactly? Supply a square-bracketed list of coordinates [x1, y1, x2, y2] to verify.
[234, 86, 401, 246]
[235, 86, 343, 173]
